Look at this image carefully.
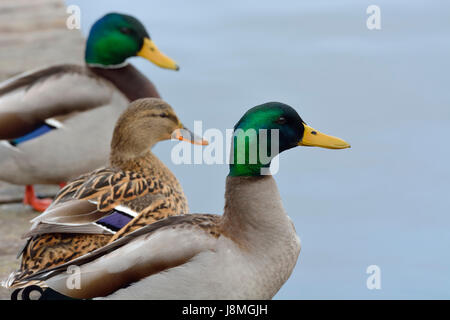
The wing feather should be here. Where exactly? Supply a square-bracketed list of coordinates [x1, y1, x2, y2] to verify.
[29, 168, 151, 234]
[0, 64, 114, 140]
[23, 215, 221, 299]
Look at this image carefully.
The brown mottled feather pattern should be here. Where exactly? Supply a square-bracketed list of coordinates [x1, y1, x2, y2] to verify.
[167, 214, 222, 239]
[14, 234, 112, 286]
[109, 153, 188, 241]
[54, 167, 151, 212]
[13, 152, 188, 287]
[8, 99, 193, 289]
[18, 214, 223, 292]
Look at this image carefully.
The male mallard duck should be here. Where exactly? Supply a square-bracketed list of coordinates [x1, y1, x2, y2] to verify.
[5, 98, 207, 291]
[0, 12, 179, 212]
[5, 102, 350, 300]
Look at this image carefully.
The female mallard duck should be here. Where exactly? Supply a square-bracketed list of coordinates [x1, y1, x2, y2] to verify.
[0, 12, 179, 212]
[5, 98, 207, 291]
[5, 102, 350, 300]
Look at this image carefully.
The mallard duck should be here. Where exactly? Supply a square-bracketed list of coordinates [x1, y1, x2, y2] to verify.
[4, 98, 207, 291]
[5, 102, 350, 300]
[0, 12, 179, 212]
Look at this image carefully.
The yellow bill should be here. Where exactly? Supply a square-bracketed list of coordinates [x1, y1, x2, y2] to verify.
[299, 124, 350, 149]
[137, 38, 179, 70]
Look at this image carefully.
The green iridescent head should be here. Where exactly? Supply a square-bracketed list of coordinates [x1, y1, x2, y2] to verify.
[85, 13, 179, 70]
[229, 102, 351, 177]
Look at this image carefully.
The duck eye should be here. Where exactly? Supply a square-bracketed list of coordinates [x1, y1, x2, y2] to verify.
[160, 113, 169, 118]
[120, 27, 132, 35]
[275, 116, 287, 125]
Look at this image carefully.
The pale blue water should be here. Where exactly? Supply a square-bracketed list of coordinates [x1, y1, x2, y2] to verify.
[67, 0, 450, 299]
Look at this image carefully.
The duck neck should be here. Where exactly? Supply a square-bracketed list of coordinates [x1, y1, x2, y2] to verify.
[221, 175, 292, 248]
[229, 163, 270, 177]
[109, 118, 163, 167]
[109, 147, 156, 172]
[88, 64, 160, 101]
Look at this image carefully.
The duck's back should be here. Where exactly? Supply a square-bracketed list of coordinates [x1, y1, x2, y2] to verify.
[0, 63, 161, 185]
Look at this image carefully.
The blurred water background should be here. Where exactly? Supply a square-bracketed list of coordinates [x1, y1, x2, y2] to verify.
[67, 0, 450, 299]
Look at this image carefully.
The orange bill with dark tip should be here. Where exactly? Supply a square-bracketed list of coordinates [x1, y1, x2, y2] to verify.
[172, 127, 208, 146]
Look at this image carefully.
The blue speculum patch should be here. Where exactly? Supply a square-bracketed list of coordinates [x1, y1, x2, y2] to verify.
[10, 124, 55, 146]
[96, 211, 133, 233]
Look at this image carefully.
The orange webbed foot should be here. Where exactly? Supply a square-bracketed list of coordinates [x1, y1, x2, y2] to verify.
[23, 185, 53, 212]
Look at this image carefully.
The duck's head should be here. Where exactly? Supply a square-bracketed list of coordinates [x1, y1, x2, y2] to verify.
[229, 102, 350, 176]
[85, 12, 179, 69]
[110, 98, 207, 161]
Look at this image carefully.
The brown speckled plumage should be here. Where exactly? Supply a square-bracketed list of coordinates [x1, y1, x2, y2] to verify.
[9, 177, 300, 300]
[163, 214, 222, 239]
[8, 99, 193, 288]
[12, 213, 224, 296]
[14, 233, 112, 287]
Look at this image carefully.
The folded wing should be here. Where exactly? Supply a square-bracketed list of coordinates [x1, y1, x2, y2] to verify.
[23, 214, 221, 299]
[0, 65, 114, 141]
[27, 168, 152, 237]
